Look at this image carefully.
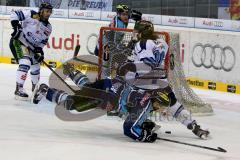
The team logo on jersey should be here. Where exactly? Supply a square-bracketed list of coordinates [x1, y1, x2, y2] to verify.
[34, 0, 62, 9]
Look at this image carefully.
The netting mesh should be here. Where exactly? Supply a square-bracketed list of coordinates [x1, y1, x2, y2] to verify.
[167, 33, 213, 115]
[98, 27, 213, 115]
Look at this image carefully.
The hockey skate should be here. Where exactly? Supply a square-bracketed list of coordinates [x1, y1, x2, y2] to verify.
[32, 83, 49, 104]
[188, 121, 210, 139]
[15, 83, 29, 101]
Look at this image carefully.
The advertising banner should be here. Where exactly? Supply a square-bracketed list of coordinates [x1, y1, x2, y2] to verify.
[188, 31, 240, 84]
[0, 20, 2, 57]
[51, 9, 68, 18]
[100, 11, 116, 21]
[195, 18, 240, 31]
[142, 14, 162, 25]
[162, 15, 194, 27]
[0, 5, 6, 14]
[69, 9, 101, 20]
[30, 0, 113, 11]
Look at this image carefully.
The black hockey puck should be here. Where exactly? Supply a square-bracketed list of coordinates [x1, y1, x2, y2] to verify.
[165, 131, 171, 134]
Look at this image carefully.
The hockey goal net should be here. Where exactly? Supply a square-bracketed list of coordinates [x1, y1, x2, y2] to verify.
[98, 27, 213, 115]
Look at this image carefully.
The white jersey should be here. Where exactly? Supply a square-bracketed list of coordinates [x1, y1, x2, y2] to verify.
[133, 38, 169, 76]
[10, 10, 52, 49]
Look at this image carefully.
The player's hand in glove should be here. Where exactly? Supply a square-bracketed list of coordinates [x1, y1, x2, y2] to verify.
[32, 47, 44, 63]
[140, 120, 158, 143]
[11, 20, 22, 39]
[130, 10, 142, 21]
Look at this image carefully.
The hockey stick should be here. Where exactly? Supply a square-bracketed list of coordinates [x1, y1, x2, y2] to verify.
[73, 56, 109, 68]
[42, 60, 76, 93]
[73, 45, 81, 58]
[18, 36, 79, 93]
[157, 137, 227, 153]
[42, 45, 81, 93]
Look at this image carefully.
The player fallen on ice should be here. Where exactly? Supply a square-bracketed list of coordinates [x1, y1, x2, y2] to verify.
[32, 63, 117, 112]
[33, 60, 209, 143]
[114, 20, 210, 142]
[9, 2, 53, 100]
[94, 4, 142, 56]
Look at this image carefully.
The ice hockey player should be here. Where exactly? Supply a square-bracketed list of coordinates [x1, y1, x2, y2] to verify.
[109, 4, 130, 28]
[94, 4, 142, 56]
[9, 2, 53, 100]
[116, 20, 210, 142]
[32, 58, 208, 143]
[32, 63, 115, 112]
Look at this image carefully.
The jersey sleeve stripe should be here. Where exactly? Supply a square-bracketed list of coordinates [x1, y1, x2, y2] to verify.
[14, 11, 21, 20]
[15, 11, 25, 21]
[19, 11, 25, 21]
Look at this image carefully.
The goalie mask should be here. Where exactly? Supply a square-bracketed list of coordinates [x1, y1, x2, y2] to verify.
[134, 20, 155, 40]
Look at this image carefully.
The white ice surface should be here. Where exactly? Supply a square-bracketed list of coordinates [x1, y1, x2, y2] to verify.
[0, 63, 240, 160]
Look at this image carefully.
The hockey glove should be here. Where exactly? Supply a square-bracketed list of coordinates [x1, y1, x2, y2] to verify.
[11, 20, 22, 39]
[130, 10, 142, 21]
[33, 47, 44, 63]
[140, 120, 158, 143]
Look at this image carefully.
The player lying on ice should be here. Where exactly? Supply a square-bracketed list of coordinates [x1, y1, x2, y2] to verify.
[32, 20, 209, 143]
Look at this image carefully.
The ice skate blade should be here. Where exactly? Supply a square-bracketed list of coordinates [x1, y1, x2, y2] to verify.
[15, 95, 29, 101]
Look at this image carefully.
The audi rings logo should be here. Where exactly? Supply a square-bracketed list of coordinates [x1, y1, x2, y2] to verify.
[85, 12, 94, 17]
[191, 43, 236, 72]
[212, 21, 224, 27]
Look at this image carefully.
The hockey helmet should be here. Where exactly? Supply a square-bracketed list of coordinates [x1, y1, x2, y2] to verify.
[134, 20, 154, 39]
[116, 4, 129, 14]
[39, 2, 53, 11]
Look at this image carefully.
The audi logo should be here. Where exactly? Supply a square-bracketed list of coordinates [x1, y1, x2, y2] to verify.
[191, 43, 236, 72]
[213, 21, 224, 27]
[85, 12, 94, 17]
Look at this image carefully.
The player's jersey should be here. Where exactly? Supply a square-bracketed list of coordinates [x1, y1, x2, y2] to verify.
[133, 39, 169, 76]
[10, 10, 52, 49]
[109, 16, 128, 28]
